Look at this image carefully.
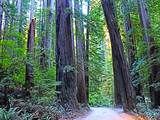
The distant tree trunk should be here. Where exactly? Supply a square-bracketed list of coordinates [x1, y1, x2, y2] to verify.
[40, 0, 47, 70]
[3, 0, 9, 40]
[85, 0, 90, 103]
[19, 0, 23, 34]
[137, 0, 160, 108]
[80, 0, 85, 52]
[0, 0, 3, 40]
[69, 0, 75, 60]
[121, 0, 135, 68]
[25, 19, 36, 89]
[30, 0, 34, 23]
[15, 0, 21, 32]
[121, 0, 144, 102]
[101, 0, 137, 111]
[74, 0, 87, 104]
[37, 0, 42, 64]
[25, 1, 35, 89]
[55, 0, 79, 110]
[46, 0, 54, 70]
[137, 0, 147, 41]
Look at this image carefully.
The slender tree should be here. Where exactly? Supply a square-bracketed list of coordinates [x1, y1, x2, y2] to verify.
[3, 0, 9, 40]
[15, 0, 21, 32]
[74, 0, 87, 105]
[69, 0, 75, 61]
[85, 0, 90, 103]
[137, 0, 160, 108]
[55, 0, 79, 110]
[101, 0, 137, 111]
[40, 0, 47, 69]
[121, 0, 135, 68]
[0, 0, 3, 40]
[121, 0, 144, 102]
[46, 0, 54, 69]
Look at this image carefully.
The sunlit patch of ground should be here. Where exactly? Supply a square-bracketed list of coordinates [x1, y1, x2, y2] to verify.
[120, 113, 139, 120]
[120, 113, 157, 120]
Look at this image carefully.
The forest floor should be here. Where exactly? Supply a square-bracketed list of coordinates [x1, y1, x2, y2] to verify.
[74, 107, 139, 120]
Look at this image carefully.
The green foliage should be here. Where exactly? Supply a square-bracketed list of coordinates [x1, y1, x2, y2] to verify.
[87, 0, 114, 107]
[0, 106, 60, 120]
[136, 103, 160, 119]
[89, 92, 113, 107]
[0, 107, 20, 120]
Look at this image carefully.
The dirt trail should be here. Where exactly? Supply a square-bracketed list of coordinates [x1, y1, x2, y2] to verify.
[74, 107, 136, 120]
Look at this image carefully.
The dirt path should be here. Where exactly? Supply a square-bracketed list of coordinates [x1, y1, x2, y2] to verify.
[74, 107, 136, 120]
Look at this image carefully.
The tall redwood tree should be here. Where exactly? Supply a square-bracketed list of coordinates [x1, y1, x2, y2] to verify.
[101, 0, 137, 111]
[55, 0, 79, 110]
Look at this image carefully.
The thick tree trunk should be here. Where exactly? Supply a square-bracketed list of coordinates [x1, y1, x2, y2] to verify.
[55, 0, 80, 111]
[114, 78, 122, 107]
[85, 0, 90, 103]
[137, 0, 160, 108]
[0, 0, 3, 40]
[25, 19, 36, 89]
[101, 0, 137, 111]
[74, 0, 87, 105]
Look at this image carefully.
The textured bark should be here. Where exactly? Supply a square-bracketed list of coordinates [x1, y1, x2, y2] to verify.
[137, 0, 160, 108]
[0, 0, 3, 40]
[114, 78, 122, 107]
[121, 0, 144, 102]
[55, 0, 79, 110]
[46, 0, 54, 69]
[101, 0, 137, 111]
[85, 0, 90, 103]
[74, 0, 87, 104]
[25, 19, 36, 88]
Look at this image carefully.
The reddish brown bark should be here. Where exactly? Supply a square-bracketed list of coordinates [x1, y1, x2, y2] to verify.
[101, 0, 137, 111]
[25, 19, 36, 88]
[55, 0, 79, 111]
